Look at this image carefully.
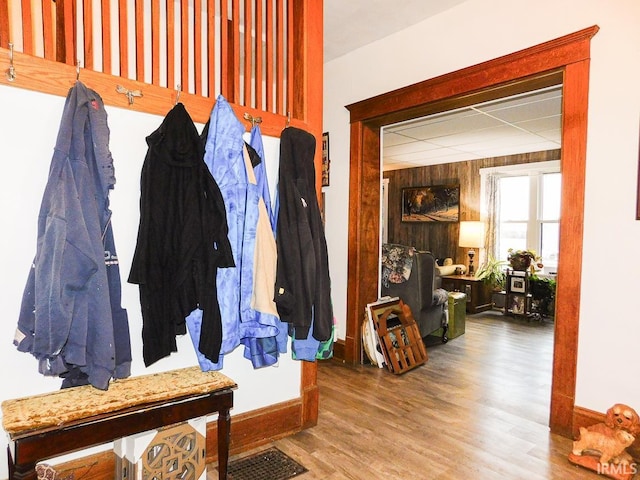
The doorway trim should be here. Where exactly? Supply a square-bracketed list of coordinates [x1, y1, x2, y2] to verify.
[344, 26, 599, 437]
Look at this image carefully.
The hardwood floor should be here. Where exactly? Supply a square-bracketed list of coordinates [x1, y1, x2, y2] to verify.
[211, 312, 599, 479]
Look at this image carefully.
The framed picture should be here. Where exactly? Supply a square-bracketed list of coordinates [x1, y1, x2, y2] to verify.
[510, 295, 526, 315]
[510, 276, 526, 293]
[401, 184, 460, 223]
[321, 132, 330, 187]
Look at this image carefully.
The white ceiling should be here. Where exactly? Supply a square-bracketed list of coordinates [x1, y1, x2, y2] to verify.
[323, 0, 468, 63]
[382, 86, 563, 171]
[323, 1, 563, 171]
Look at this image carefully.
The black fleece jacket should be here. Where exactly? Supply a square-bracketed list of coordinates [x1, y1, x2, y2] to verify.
[274, 127, 333, 341]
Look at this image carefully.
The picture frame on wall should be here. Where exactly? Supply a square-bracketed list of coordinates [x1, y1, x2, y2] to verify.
[322, 132, 330, 187]
[401, 184, 460, 223]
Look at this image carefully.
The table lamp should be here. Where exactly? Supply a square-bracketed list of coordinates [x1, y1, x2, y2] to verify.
[459, 221, 485, 276]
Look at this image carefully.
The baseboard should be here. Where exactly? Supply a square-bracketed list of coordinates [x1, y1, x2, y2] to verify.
[332, 338, 345, 362]
[572, 405, 605, 437]
[42, 398, 306, 479]
[208, 398, 304, 460]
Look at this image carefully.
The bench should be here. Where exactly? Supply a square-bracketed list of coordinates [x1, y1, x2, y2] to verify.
[1, 366, 237, 480]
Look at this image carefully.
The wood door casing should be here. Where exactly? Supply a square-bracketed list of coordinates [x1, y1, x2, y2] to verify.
[344, 26, 599, 437]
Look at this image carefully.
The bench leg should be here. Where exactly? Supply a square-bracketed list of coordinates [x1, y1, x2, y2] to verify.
[217, 407, 231, 480]
[7, 446, 36, 480]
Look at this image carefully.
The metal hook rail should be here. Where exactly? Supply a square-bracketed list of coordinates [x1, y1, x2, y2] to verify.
[6, 43, 16, 82]
[116, 85, 144, 105]
[243, 112, 263, 127]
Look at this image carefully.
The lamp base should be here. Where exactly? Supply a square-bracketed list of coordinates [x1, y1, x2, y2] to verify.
[467, 249, 476, 276]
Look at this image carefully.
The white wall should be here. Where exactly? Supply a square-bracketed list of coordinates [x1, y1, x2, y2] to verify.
[323, 0, 640, 412]
[0, 85, 300, 479]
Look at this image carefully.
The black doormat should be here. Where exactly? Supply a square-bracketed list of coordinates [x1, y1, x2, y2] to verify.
[223, 447, 308, 480]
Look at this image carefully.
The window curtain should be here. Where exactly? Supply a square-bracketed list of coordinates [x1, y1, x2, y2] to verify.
[484, 173, 500, 259]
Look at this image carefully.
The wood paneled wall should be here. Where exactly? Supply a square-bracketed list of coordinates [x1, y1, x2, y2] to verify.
[384, 149, 561, 264]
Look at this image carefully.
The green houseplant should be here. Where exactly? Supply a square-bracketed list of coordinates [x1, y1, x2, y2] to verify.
[529, 275, 557, 317]
[475, 256, 507, 291]
[507, 248, 542, 272]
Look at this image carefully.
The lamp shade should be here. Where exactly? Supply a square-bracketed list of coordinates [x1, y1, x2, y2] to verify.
[459, 221, 485, 248]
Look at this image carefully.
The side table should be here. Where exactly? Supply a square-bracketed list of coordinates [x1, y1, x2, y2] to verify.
[440, 275, 493, 314]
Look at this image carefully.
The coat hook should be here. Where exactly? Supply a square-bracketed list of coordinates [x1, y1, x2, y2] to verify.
[116, 85, 143, 105]
[76, 60, 81, 81]
[243, 112, 262, 128]
[285, 111, 291, 127]
[6, 43, 16, 82]
[175, 84, 181, 105]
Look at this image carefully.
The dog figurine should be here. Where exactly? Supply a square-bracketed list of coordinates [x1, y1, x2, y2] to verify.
[583, 404, 640, 465]
[572, 427, 635, 465]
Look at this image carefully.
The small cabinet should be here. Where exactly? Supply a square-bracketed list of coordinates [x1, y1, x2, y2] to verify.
[440, 275, 493, 314]
[504, 270, 532, 316]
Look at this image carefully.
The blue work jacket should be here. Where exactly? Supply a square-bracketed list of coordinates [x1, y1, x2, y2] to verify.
[15, 82, 132, 390]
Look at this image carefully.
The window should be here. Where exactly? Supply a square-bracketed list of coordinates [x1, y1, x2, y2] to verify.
[481, 161, 561, 274]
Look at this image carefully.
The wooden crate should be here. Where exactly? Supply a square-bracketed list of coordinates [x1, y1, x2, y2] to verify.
[368, 299, 428, 374]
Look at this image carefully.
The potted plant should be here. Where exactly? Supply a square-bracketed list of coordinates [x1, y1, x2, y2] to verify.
[529, 275, 557, 317]
[507, 248, 543, 272]
[475, 256, 507, 291]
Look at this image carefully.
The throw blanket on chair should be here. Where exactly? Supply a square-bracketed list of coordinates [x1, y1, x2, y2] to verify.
[381, 244, 416, 288]
[433, 288, 449, 305]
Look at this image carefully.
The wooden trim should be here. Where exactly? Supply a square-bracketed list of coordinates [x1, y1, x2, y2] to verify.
[219, 0, 229, 98]
[331, 339, 345, 361]
[254, 0, 263, 110]
[180, 0, 188, 90]
[83, 0, 93, 70]
[151, 0, 160, 85]
[118, 0, 128, 78]
[347, 27, 598, 123]
[573, 405, 605, 438]
[222, 399, 305, 457]
[135, 0, 144, 80]
[344, 25, 599, 438]
[231, 0, 240, 102]
[344, 121, 381, 364]
[243, 0, 252, 106]
[56, 0, 74, 65]
[0, 0, 9, 48]
[286, 0, 294, 116]
[265, 0, 273, 112]
[275, 0, 284, 114]
[194, 0, 202, 96]
[42, 0, 54, 61]
[207, 0, 215, 97]
[549, 57, 590, 438]
[101, 0, 112, 74]
[21, 0, 33, 55]
[0, 48, 298, 136]
[293, 0, 323, 428]
[166, 0, 175, 89]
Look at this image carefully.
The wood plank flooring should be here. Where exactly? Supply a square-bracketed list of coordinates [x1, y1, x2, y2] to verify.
[210, 312, 600, 479]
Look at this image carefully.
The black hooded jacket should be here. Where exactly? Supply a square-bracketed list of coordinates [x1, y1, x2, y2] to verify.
[274, 127, 333, 341]
[128, 103, 234, 366]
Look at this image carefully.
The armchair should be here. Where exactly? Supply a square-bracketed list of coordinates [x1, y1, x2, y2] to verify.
[381, 244, 449, 343]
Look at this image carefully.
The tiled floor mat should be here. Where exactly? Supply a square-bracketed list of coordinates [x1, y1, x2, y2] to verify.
[224, 447, 307, 480]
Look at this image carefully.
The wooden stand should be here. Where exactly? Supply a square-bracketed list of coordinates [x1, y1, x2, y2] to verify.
[368, 299, 428, 374]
